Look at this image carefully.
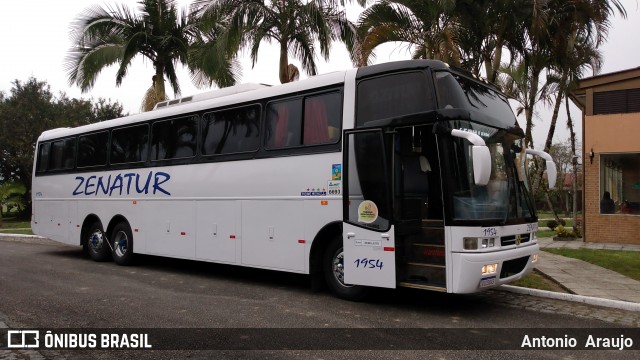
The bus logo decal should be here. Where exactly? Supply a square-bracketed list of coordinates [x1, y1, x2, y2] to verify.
[72, 171, 171, 197]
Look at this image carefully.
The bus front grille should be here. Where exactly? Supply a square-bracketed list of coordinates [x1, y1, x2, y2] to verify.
[500, 233, 530, 247]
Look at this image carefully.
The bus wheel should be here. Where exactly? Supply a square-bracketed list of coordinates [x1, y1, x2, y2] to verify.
[111, 222, 134, 266]
[323, 235, 369, 301]
[86, 221, 110, 262]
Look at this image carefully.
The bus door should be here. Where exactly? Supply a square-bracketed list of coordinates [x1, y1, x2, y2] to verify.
[392, 126, 447, 291]
[342, 129, 396, 288]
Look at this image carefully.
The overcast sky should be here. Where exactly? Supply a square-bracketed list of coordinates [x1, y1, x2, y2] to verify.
[1, 0, 638, 150]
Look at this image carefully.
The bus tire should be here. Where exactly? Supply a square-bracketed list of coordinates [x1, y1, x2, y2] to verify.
[323, 235, 369, 301]
[111, 222, 134, 266]
[86, 221, 110, 262]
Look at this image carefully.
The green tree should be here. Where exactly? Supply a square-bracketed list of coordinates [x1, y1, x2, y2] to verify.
[532, 0, 625, 194]
[453, 0, 527, 83]
[66, 0, 239, 112]
[195, 0, 358, 84]
[0, 181, 26, 226]
[92, 98, 128, 121]
[0, 78, 59, 188]
[0, 78, 126, 216]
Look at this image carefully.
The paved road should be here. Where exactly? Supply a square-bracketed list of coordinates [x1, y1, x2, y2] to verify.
[0, 238, 639, 359]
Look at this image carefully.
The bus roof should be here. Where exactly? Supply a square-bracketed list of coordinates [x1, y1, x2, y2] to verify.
[37, 69, 348, 142]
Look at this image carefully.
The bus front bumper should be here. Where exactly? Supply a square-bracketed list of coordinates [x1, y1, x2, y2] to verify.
[450, 243, 539, 294]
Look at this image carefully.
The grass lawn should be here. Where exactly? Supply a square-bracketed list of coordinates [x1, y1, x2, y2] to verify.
[544, 248, 640, 282]
[511, 269, 568, 293]
[0, 217, 33, 235]
[537, 230, 556, 238]
[0, 219, 30, 229]
[0, 228, 34, 235]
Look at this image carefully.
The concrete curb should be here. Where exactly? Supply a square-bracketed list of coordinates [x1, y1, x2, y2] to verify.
[500, 285, 640, 312]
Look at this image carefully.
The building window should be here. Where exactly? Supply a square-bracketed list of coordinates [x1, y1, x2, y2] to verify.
[593, 89, 640, 115]
[600, 153, 640, 215]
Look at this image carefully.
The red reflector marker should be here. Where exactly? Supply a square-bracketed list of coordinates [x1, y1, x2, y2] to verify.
[230, 235, 236, 239]
[180, 232, 186, 236]
[383, 247, 395, 252]
[298, 239, 306, 244]
[134, 229, 139, 233]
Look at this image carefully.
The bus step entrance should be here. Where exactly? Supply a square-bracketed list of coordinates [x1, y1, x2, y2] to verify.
[399, 225, 447, 290]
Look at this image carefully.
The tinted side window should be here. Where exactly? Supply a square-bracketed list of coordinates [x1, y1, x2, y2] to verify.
[265, 99, 302, 148]
[49, 138, 76, 171]
[151, 116, 198, 161]
[266, 91, 342, 149]
[111, 124, 149, 164]
[202, 105, 261, 155]
[77, 131, 109, 168]
[304, 92, 341, 145]
[356, 71, 433, 127]
[36, 142, 51, 173]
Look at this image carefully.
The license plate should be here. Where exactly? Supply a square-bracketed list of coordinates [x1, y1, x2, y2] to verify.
[480, 276, 496, 288]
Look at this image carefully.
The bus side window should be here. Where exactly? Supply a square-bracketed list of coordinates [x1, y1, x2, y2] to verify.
[111, 124, 149, 164]
[265, 99, 302, 148]
[202, 105, 261, 155]
[77, 132, 109, 168]
[49, 138, 75, 171]
[303, 92, 341, 145]
[151, 116, 197, 160]
[36, 142, 51, 173]
[266, 91, 341, 149]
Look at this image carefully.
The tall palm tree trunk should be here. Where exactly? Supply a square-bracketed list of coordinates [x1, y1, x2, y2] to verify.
[524, 70, 541, 149]
[279, 41, 290, 84]
[566, 92, 578, 231]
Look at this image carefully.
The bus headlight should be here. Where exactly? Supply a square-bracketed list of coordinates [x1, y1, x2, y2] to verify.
[481, 238, 495, 248]
[481, 263, 498, 275]
[464, 237, 496, 250]
[464, 237, 478, 250]
[532, 253, 538, 263]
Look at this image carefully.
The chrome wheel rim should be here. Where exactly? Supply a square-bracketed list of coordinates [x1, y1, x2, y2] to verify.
[89, 230, 104, 253]
[332, 248, 353, 288]
[113, 230, 128, 258]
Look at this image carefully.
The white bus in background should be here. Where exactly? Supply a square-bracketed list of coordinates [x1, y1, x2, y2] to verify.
[32, 60, 556, 300]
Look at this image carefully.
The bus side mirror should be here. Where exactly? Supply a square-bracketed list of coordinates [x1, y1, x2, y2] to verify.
[524, 149, 557, 190]
[471, 146, 491, 186]
[450, 129, 491, 186]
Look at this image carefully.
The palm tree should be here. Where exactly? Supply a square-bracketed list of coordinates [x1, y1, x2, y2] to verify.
[531, 0, 626, 194]
[66, 0, 239, 111]
[356, 0, 460, 67]
[194, 0, 358, 84]
[497, 58, 551, 149]
[453, 0, 528, 83]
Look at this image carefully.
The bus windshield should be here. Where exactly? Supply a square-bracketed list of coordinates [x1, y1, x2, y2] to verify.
[441, 121, 536, 225]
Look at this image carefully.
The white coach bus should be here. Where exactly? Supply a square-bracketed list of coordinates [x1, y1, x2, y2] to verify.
[32, 60, 556, 300]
